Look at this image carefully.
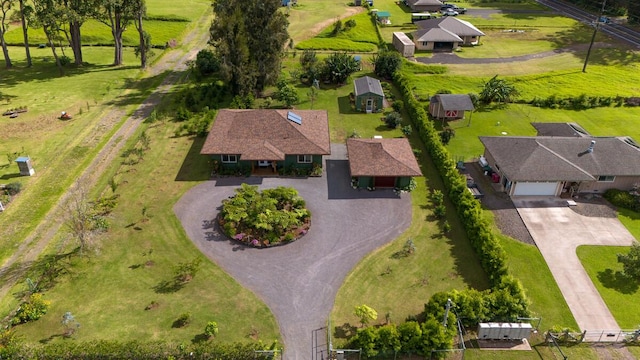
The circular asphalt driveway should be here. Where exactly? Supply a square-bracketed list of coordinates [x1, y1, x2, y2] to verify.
[174, 144, 412, 360]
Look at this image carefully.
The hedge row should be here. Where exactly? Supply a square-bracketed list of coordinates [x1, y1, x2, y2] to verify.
[392, 70, 529, 316]
[0, 340, 276, 359]
[394, 71, 512, 287]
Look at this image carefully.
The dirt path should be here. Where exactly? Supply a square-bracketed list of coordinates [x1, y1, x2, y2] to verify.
[0, 13, 212, 305]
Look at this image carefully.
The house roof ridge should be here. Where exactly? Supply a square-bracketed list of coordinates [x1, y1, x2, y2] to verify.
[380, 140, 422, 175]
[276, 110, 330, 154]
[535, 139, 595, 180]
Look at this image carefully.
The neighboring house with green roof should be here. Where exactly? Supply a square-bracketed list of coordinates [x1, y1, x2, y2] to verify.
[200, 109, 331, 176]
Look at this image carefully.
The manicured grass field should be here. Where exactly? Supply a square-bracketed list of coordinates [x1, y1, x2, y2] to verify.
[577, 245, 640, 329]
[331, 146, 490, 343]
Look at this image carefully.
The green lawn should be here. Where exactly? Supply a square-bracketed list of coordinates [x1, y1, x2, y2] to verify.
[8, 121, 280, 344]
[297, 12, 380, 52]
[497, 231, 578, 330]
[286, 1, 362, 42]
[577, 245, 640, 329]
[331, 150, 490, 344]
[0, 47, 150, 263]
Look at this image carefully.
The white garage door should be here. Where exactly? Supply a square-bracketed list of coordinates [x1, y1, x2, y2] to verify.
[513, 182, 559, 196]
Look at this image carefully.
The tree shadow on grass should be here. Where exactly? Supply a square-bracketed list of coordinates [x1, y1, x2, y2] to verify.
[39, 333, 65, 344]
[597, 269, 639, 294]
[191, 333, 210, 344]
[334, 322, 357, 339]
[153, 279, 186, 294]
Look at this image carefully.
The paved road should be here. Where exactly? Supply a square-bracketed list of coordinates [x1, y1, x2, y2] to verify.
[512, 197, 635, 337]
[536, 0, 640, 48]
[174, 144, 412, 360]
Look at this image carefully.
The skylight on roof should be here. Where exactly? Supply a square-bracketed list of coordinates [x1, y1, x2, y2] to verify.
[287, 111, 302, 125]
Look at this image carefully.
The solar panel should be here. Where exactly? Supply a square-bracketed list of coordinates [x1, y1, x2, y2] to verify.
[287, 111, 302, 125]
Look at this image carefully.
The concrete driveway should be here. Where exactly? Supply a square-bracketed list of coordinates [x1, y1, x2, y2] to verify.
[174, 144, 412, 359]
[513, 197, 635, 335]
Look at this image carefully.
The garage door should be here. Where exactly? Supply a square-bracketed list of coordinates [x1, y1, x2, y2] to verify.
[375, 177, 396, 188]
[513, 182, 559, 196]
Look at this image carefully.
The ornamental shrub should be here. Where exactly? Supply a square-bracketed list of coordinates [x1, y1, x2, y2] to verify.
[13, 293, 51, 324]
[219, 184, 310, 247]
[604, 189, 640, 211]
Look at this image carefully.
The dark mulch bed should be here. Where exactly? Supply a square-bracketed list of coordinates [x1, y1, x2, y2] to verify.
[569, 193, 618, 218]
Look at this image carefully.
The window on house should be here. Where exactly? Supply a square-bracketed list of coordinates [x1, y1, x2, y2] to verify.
[297, 155, 312, 163]
[221, 155, 237, 163]
[597, 175, 615, 182]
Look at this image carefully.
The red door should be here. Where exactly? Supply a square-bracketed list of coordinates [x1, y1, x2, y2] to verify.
[374, 177, 396, 188]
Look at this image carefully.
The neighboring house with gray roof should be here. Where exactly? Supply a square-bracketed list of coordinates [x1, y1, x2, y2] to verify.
[479, 134, 640, 196]
[347, 138, 422, 188]
[201, 109, 330, 176]
[429, 94, 475, 120]
[531, 122, 590, 137]
[414, 17, 485, 51]
[354, 76, 385, 113]
[405, 0, 443, 12]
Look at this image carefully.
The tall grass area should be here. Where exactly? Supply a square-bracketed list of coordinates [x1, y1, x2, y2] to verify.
[296, 12, 380, 52]
[7, 121, 280, 344]
[0, 47, 150, 263]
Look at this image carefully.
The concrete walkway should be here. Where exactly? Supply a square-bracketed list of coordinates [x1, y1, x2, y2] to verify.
[174, 144, 412, 360]
[512, 197, 635, 336]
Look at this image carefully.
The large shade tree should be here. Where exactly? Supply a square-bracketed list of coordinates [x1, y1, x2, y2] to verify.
[209, 0, 289, 96]
[97, 0, 138, 65]
[0, 0, 12, 68]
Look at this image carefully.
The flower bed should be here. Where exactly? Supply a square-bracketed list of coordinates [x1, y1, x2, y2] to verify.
[218, 184, 311, 247]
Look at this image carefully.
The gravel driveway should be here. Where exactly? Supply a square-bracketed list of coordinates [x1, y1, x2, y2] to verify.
[174, 144, 412, 360]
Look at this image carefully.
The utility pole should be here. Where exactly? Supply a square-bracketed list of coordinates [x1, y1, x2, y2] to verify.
[583, 0, 607, 73]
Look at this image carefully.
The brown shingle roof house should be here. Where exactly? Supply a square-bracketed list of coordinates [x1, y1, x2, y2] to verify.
[201, 109, 331, 175]
[347, 138, 422, 188]
[479, 134, 640, 196]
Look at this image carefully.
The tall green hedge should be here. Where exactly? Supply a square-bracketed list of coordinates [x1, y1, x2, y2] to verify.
[0, 340, 276, 359]
[392, 70, 529, 317]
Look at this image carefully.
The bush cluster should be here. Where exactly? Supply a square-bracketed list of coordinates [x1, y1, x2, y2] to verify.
[604, 189, 640, 212]
[12, 293, 50, 325]
[219, 184, 311, 247]
[529, 94, 624, 110]
[0, 340, 278, 359]
[348, 320, 455, 358]
[392, 70, 530, 319]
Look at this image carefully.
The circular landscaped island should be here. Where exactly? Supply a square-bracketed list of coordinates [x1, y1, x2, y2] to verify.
[218, 184, 311, 247]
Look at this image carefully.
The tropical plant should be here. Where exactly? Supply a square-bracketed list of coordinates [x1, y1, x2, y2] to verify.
[320, 52, 359, 84]
[479, 75, 519, 105]
[219, 184, 310, 246]
[13, 293, 51, 324]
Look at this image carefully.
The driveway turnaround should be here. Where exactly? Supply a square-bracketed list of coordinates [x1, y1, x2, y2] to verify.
[513, 197, 635, 337]
[174, 144, 412, 360]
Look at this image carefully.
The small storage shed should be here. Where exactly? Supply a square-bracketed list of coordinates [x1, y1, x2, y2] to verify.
[376, 10, 391, 24]
[392, 32, 415, 57]
[429, 94, 475, 120]
[354, 76, 385, 113]
[15, 156, 35, 176]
